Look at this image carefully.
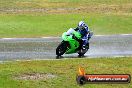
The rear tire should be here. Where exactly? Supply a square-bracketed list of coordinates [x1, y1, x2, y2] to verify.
[78, 43, 89, 56]
[56, 42, 68, 56]
[78, 49, 85, 56]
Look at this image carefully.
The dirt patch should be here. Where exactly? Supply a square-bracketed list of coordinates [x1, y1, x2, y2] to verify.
[14, 73, 57, 80]
[1, 3, 131, 15]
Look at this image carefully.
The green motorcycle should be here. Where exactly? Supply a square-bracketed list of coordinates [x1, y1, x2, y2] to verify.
[56, 31, 89, 56]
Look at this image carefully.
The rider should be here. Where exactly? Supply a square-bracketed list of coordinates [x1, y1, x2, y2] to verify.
[66, 21, 93, 50]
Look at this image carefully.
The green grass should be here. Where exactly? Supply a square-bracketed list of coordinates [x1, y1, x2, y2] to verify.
[0, 14, 132, 38]
[0, 1, 132, 88]
[0, 0, 132, 37]
[0, 57, 132, 88]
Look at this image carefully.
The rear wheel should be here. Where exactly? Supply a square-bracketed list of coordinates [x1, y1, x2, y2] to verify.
[56, 42, 68, 56]
[78, 43, 89, 56]
[78, 49, 85, 56]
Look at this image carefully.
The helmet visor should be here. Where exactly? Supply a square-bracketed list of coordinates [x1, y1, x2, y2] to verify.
[78, 26, 84, 30]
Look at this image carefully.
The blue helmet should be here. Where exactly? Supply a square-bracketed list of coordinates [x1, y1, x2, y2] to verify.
[78, 21, 90, 36]
[78, 21, 86, 30]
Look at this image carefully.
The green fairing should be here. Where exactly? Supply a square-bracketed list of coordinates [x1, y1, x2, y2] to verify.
[62, 31, 81, 54]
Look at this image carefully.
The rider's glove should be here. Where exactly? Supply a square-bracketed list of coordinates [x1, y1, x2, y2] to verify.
[88, 32, 93, 40]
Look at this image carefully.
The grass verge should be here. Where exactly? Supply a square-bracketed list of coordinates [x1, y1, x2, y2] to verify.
[0, 57, 132, 88]
[0, 0, 132, 38]
[0, 13, 132, 38]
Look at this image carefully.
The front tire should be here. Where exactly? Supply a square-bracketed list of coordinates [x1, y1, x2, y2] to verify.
[56, 42, 68, 56]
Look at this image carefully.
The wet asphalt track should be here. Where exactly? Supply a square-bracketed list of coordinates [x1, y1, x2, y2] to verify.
[0, 35, 132, 60]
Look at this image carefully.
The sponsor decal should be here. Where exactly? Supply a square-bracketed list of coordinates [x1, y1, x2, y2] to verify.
[76, 67, 131, 85]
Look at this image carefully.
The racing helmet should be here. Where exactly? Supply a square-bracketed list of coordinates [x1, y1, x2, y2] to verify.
[78, 21, 86, 30]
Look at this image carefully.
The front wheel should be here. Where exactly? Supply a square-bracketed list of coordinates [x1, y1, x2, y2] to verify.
[56, 41, 68, 56]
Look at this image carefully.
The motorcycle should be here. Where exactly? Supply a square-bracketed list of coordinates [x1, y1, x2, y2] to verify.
[56, 31, 89, 57]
